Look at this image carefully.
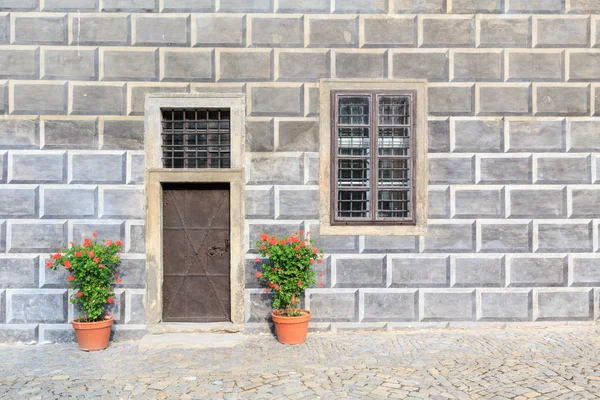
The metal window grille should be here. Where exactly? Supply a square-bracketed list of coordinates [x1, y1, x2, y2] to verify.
[161, 108, 231, 169]
[331, 91, 416, 225]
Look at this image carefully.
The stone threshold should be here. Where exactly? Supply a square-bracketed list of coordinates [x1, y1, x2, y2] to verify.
[139, 333, 243, 349]
[147, 322, 244, 334]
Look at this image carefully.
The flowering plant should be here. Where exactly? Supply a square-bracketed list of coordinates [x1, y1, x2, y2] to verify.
[47, 233, 123, 323]
[255, 231, 324, 317]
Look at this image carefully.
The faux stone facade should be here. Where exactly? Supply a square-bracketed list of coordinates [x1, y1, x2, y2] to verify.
[0, 0, 599, 342]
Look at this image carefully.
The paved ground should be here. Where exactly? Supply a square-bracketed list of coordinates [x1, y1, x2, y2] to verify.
[1, 327, 600, 399]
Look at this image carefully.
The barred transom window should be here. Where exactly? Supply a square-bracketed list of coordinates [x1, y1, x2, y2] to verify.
[331, 91, 415, 225]
[161, 108, 231, 169]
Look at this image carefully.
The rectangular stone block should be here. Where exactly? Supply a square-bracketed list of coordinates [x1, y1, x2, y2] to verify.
[100, 187, 144, 219]
[362, 236, 418, 253]
[70, 152, 125, 184]
[219, 0, 271, 11]
[428, 85, 474, 116]
[39, 325, 75, 343]
[71, 84, 125, 116]
[428, 119, 450, 152]
[423, 223, 475, 252]
[480, 156, 532, 183]
[453, 50, 503, 82]
[535, 85, 590, 116]
[0, 0, 38, 10]
[536, 289, 592, 320]
[219, 50, 272, 82]
[569, 0, 600, 12]
[114, 258, 145, 288]
[102, 0, 157, 11]
[0, 257, 38, 288]
[569, 52, 600, 82]
[571, 188, 600, 218]
[127, 223, 145, 253]
[393, 0, 444, 12]
[245, 187, 274, 219]
[194, 15, 245, 47]
[0, 325, 39, 343]
[250, 17, 303, 47]
[479, 17, 531, 48]
[537, 222, 592, 253]
[247, 222, 303, 248]
[481, 222, 532, 253]
[428, 187, 449, 218]
[453, 256, 504, 287]
[278, 120, 318, 152]
[13, 15, 67, 45]
[40, 255, 68, 288]
[363, 16, 416, 47]
[335, 51, 385, 79]
[72, 222, 124, 246]
[509, 188, 566, 218]
[507, 119, 564, 152]
[392, 51, 448, 82]
[571, 257, 600, 286]
[451, 0, 502, 12]
[133, 15, 189, 47]
[308, 290, 358, 322]
[41, 187, 96, 219]
[9, 152, 66, 183]
[478, 85, 531, 115]
[7, 290, 67, 323]
[249, 85, 303, 116]
[42, 49, 97, 80]
[421, 17, 475, 47]
[8, 221, 67, 253]
[245, 290, 273, 323]
[129, 85, 188, 115]
[535, 17, 589, 48]
[363, 290, 417, 322]
[308, 17, 358, 48]
[0, 81, 5, 114]
[508, 256, 567, 286]
[42, 119, 98, 150]
[453, 118, 503, 152]
[0, 14, 7, 44]
[278, 51, 330, 82]
[0, 49, 39, 79]
[536, 156, 590, 184]
[125, 291, 146, 324]
[162, 0, 213, 11]
[0, 118, 39, 149]
[12, 83, 67, 115]
[127, 153, 144, 185]
[479, 290, 531, 321]
[248, 154, 303, 184]
[333, 0, 387, 12]
[71, 15, 130, 46]
[334, 257, 385, 288]
[101, 119, 144, 150]
[0, 187, 38, 218]
[161, 49, 213, 82]
[246, 119, 273, 152]
[278, 188, 318, 219]
[308, 225, 359, 253]
[277, 0, 329, 12]
[507, 51, 563, 82]
[391, 256, 448, 287]
[43, 0, 97, 11]
[428, 156, 474, 184]
[102, 49, 158, 81]
[507, 0, 563, 12]
[454, 188, 503, 218]
[422, 290, 475, 321]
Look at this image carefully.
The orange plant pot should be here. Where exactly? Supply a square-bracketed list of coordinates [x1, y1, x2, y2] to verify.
[271, 310, 311, 345]
[72, 317, 114, 351]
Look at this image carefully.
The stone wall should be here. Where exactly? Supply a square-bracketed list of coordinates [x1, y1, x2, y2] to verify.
[0, 0, 599, 342]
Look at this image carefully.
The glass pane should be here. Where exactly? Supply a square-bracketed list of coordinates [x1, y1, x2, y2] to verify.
[338, 190, 370, 218]
[338, 127, 370, 156]
[379, 127, 410, 156]
[338, 159, 370, 187]
[379, 96, 410, 126]
[379, 159, 410, 187]
[338, 96, 370, 125]
[378, 190, 410, 218]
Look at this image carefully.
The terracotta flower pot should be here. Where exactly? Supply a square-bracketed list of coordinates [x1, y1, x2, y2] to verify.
[72, 317, 114, 351]
[271, 309, 311, 345]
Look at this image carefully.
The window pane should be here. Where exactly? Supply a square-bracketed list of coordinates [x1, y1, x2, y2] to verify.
[378, 190, 410, 218]
[378, 127, 410, 156]
[338, 127, 370, 156]
[379, 159, 410, 187]
[338, 159, 370, 187]
[338, 191, 370, 218]
[338, 96, 370, 125]
[379, 96, 410, 126]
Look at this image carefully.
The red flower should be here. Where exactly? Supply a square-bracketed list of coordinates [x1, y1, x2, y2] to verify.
[275, 285, 280, 291]
[75, 252, 82, 257]
[319, 273, 323, 277]
[99, 264, 105, 269]
[93, 257, 100, 263]
[51, 253, 61, 260]
[77, 292, 83, 298]
[310, 259, 315, 265]
[67, 275, 74, 282]
[269, 239, 277, 245]
[88, 251, 94, 257]
[256, 271, 262, 278]
[288, 237, 294, 243]
[115, 273, 119, 278]
[307, 232, 311, 235]
[115, 240, 122, 247]
[295, 246, 300, 251]
[45, 261, 53, 267]
[280, 239, 286, 245]
[292, 298, 298, 305]
[259, 245, 266, 250]
[107, 297, 114, 304]
[299, 231, 304, 236]
[92, 232, 98, 238]
[83, 238, 91, 247]
[117, 278, 122, 283]
[317, 259, 323, 265]
[300, 242, 306, 247]
[255, 257, 260, 262]
[260, 233, 268, 241]
[313, 248, 318, 254]
[106, 240, 113, 246]
[69, 241, 74, 246]
[297, 281, 302, 287]
[264, 288, 269, 294]
[64, 260, 71, 269]
[319, 281, 324, 287]
[296, 254, 301, 258]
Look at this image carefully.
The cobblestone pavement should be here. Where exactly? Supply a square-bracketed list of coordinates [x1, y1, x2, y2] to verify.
[2, 327, 600, 399]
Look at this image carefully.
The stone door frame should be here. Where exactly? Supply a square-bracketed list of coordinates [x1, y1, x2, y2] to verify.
[144, 93, 246, 328]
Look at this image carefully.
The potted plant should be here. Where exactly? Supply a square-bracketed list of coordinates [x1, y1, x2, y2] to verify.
[47, 233, 123, 351]
[255, 231, 324, 345]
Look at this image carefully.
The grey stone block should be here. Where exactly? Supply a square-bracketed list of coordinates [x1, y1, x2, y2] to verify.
[251, 17, 303, 47]
[278, 51, 330, 81]
[480, 222, 532, 252]
[308, 87, 319, 117]
[246, 119, 273, 152]
[71, 153, 125, 184]
[537, 222, 592, 253]
[309, 225, 359, 253]
[162, 49, 213, 82]
[0, 82, 5, 114]
[509, 188, 566, 218]
[219, 51, 272, 82]
[114, 258, 145, 289]
[102, 50, 158, 81]
[508, 51, 563, 82]
[309, 291, 358, 322]
[333, 0, 386, 12]
[308, 18, 358, 48]
[509, 256, 567, 287]
[0, 152, 4, 182]
[0, 49, 39, 79]
[277, 0, 329, 12]
[454, 189, 503, 218]
[71, 15, 130, 46]
[0, 0, 38, 10]
[194, 15, 245, 47]
[71, 84, 125, 116]
[479, 17, 531, 48]
[43, 0, 97, 10]
[478, 86, 531, 115]
[428, 119, 450, 152]
[536, 156, 590, 184]
[9, 152, 66, 183]
[72, 222, 124, 246]
[0, 187, 38, 218]
[0, 289, 4, 322]
[571, 257, 600, 286]
[453, 51, 503, 82]
[248, 154, 303, 184]
[363, 17, 416, 47]
[571, 188, 600, 218]
[39, 325, 75, 343]
[278, 120, 318, 152]
[12, 83, 67, 115]
[570, 120, 600, 151]
[423, 223, 475, 252]
[40, 256, 68, 288]
[246, 291, 273, 323]
[480, 156, 532, 183]
[422, 290, 475, 321]
[7, 290, 67, 323]
[535, 85, 590, 116]
[100, 188, 144, 219]
[536, 289, 592, 320]
[454, 118, 503, 152]
[451, 0, 502, 12]
[133, 15, 189, 46]
[421, 17, 475, 47]
[128, 223, 145, 253]
[41, 187, 96, 219]
[453, 257, 504, 287]
[278, 188, 318, 219]
[101, 119, 144, 150]
[479, 290, 531, 321]
[428, 85, 474, 116]
[568, 0, 600, 12]
[42, 49, 97, 81]
[507, 119, 564, 152]
[250, 86, 303, 116]
[127, 291, 145, 324]
[13, 15, 67, 45]
[0, 325, 38, 343]
[245, 258, 266, 288]
[393, 0, 445, 13]
[335, 52, 386, 79]
[363, 290, 418, 322]
[247, 222, 303, 250]
[507, 0, 562, 12]
[392, 51, 448, 82]
[428, 156, 475, 184]
[162, 0, 214, 11]
[111, 326, 147, 342]
[334, 257, 385, 288]
[306, 153, 319, 183]
[536, 17, 589, 48]
[219, 0, 272, 12]
[129, 85, 187, 115]
[391, 257, 448, 287]
[428, 188, 450, 218]
[0, 257, 38, 288]
[0, 14, 7, 44]
[102, 0, 157, 12]
[362, 236, 418, 253]
[128, 153, 144, 184]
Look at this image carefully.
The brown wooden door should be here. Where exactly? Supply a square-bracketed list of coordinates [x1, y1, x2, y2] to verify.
[162, 183, 231, 323]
